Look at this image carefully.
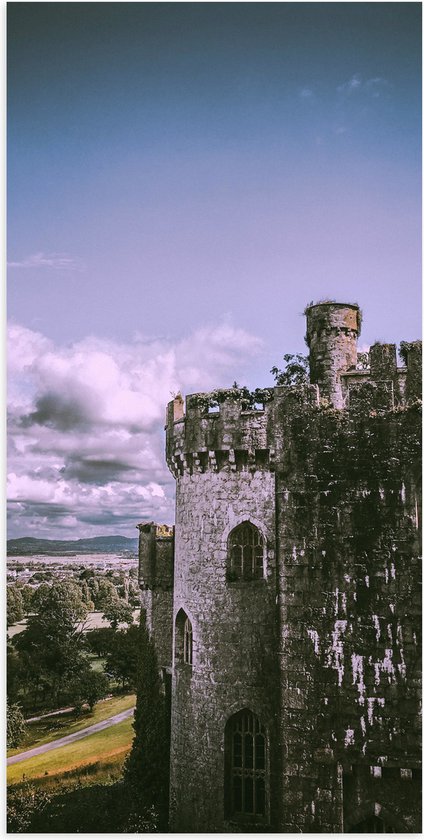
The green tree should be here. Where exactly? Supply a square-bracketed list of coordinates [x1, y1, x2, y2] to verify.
[7, 701, 27, 748]
[93, 578, 119, 610]
[87, 576, 99, 603]
[105, 624, 140, 690]
[30, 570, 52, 582]
[102, 599, 134, 631]
[85, 627, 115, 657]
[124, 610, 169, 830]
[78, 579, 94, 609]
[79, 568, 92, 580]
[18, 584, 34, 615]
[271, 352, 309, 386]
[30, 582, 51, 612]
[7, 640, 23, 703]
[128, 580, 141, 607]
[64, 668, 110, 714]
[15, 580, 88, 708]
[7, 585, 24, 627]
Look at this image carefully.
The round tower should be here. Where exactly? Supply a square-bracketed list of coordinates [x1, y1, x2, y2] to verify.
[305, 301, 361, 407]
[165, 390, 280, 832]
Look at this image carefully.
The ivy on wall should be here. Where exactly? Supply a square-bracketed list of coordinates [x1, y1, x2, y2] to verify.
[189, 385, 274, 412]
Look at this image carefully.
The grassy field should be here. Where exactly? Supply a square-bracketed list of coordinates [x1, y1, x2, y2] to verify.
[7, 717, 134, 786]
[7, 693, 135, 757]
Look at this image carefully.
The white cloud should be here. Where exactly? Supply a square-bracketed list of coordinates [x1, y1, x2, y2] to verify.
[8, 252, 83, 271]
[337, 74, 389, 98]
[7, 320, 263, 539]
[337, 73, 362, 94]
[300, 87, 314, 99]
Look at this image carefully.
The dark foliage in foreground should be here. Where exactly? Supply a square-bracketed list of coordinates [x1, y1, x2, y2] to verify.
[7, 781, 158, 833]
[6, 702, 27, 748]
[124, 609, 170, 831]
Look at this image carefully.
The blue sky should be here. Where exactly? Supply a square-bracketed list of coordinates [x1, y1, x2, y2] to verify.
[7, 2, 421, 539]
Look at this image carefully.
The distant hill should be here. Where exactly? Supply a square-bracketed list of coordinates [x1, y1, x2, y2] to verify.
[7, 535, 139, 556]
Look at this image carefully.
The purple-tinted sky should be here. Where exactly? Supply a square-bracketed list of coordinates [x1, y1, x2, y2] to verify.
[7, 2, 421, 539]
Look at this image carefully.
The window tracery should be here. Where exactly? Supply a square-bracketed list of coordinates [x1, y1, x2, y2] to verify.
[227, 522, 264, 581]
[225, 709, 267, 822]
[175, 609, 193, 668]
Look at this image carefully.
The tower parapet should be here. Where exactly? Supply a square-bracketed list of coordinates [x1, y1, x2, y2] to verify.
[305, 301, 361, 407]
[137, 521, 174, 591]
[166, 389, 275, 478]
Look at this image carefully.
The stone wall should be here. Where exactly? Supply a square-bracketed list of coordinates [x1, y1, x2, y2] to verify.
[138, 523, 174, 670]
[274, 379, 421, 831]
[169, 464, 279, 831]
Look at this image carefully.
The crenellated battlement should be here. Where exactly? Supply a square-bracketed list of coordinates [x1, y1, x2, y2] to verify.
[165, 332, 422, 478]
[340, 340, 421, 409]
[165, 388, 275, 478]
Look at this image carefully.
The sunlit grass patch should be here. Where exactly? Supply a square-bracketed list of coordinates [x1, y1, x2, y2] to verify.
[7, 717, 134, 785]
[12, 750, 130, 794]
[7, 693, 135, 758]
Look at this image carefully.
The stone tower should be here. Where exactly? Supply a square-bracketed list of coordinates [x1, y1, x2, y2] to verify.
[305, 301, 360, 407]
[165, 393, 279, 831]
[138, 301, 422, 833]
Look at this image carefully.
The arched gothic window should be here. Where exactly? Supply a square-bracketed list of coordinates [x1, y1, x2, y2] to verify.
[225, 709, 267, 823]
[175, 609, 193, 667]
[227, 522, 264, 582]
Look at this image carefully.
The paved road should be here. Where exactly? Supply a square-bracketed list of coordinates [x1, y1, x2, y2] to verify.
[25, 695, 114, 722]
[7, 707, 135, 766]
[26, 706, 76, 723]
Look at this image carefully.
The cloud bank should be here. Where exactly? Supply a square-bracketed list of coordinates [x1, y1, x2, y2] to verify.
[7, 321, 262, 539]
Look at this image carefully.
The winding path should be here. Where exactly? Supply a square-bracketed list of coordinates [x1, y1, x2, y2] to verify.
[7, 707, 135, 766]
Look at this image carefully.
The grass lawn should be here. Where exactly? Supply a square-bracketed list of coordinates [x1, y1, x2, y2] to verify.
[7, 693, 135, 757]
[7, 619, 27, 638]
[78, 609, 140, 632]
[7, 717, 134, 786]
[88, 654, 106, 672]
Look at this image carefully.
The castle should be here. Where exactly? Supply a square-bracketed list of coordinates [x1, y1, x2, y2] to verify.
[138, 302, 422, 833]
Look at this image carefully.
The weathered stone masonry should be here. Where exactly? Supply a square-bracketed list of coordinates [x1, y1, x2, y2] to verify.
[138, 301, 421, 832]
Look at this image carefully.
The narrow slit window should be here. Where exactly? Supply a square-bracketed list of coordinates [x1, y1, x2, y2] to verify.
[183, 616, 193, 665]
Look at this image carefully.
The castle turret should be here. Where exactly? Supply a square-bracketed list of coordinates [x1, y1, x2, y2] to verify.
[137, 522, 174, 671]
[164, 390, 280, 831]
[305, 301, 361, 407]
